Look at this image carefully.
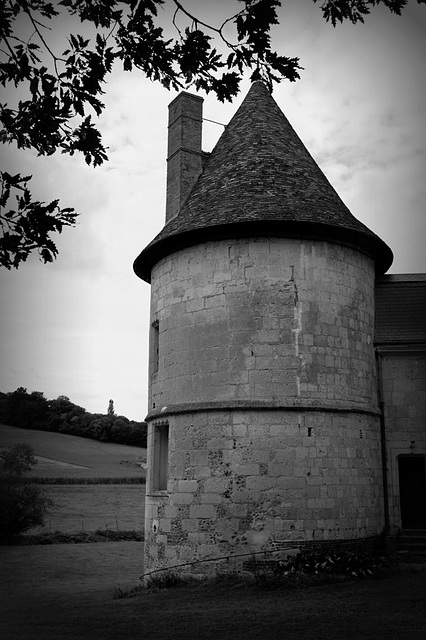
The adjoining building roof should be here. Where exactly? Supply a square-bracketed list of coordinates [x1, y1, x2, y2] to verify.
[134, 82, 393, 282]
[375, 274, 426, 345]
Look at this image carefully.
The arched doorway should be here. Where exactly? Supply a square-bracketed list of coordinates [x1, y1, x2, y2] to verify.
[398, 456, 426, 529]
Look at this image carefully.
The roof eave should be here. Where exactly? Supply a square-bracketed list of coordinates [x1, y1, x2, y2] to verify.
[133, 220, 393, 283]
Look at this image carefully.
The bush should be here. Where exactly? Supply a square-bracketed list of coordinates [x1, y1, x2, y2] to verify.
[273, 547, 383, 580]
[144, 572, 195, 590]
[0, 441, 37, 474]
[18, 529, 144, 545]
[0, 444, 53, 543]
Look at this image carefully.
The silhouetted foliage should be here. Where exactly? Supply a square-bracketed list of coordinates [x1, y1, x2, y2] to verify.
[1, 0, 422, 267]
[107, 399, 116, 416]
[0, 388, 147, 447]
[0, 387, 49, 429]
[0, 441, 37, 476]
[0, 443, 53, 542]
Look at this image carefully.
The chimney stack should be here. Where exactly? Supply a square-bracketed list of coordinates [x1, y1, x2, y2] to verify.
[166, 92, 204, 222]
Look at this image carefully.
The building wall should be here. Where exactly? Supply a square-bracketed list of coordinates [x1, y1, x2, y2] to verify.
[144, 408, 383, 575]
[148, 237, 378, 412]
[144, 237, 384, 575]
[380, 354, 426, 532]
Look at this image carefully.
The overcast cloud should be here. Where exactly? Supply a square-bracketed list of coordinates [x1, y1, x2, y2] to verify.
[1, 1, 425, 419]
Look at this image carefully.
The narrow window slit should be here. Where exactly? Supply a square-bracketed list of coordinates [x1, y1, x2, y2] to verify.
[153, 423, 169, 491]
[151, 320, 159, 374]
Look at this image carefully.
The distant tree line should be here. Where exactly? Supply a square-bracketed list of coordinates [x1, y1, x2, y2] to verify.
[0, 388, 147, 447]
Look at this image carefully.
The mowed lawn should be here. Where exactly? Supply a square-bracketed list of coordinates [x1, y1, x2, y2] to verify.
[0, 423, 146, 533]
[0, 542, 425, 640]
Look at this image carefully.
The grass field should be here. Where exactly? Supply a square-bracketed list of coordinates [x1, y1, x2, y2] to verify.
[0, 423, 147, 533]
[30, 484, 145, 534]
[0, 543, 425, 640]
[2, 425, 426, 638]
[0, 423, 147, 478]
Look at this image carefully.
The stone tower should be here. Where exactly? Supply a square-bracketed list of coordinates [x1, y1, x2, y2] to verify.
[134, 82, 393, 577]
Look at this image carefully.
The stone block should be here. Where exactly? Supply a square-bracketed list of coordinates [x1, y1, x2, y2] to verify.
[203, 478, 229, 495]
[229, 503, 248, 517]
[190, 450, 209, 465]
[178, 480, 198, 493]
[233, 424, 247, 437]
[201, 493, 223, 504]
[185, 299, 204, 313]
[269, 463, 289, 477]
[194, 466, 211, 479]
[296, 447, 309, 458]
[204, 294, 225, 309]
[160, 519, 172, 532]
[246, 476, 276, 491]
[172, 493, 194, 505]
[235, 464, 260, 476]
[182, 519, 199, 532]
[190, 504, 217, 519]
[164, 506, 179, 518]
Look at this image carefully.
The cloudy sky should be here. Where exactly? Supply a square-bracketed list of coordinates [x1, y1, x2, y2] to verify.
[1, 1, 425, 420]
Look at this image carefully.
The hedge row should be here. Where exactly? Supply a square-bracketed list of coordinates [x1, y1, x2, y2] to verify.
[23, 476, 146, 485]
[17, 529, 145, 545]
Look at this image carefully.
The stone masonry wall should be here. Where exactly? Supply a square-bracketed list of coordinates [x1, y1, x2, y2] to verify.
[380, 355, 426, 531]
[144, 237, 382, 576]
[148, 237, 377, 413]
[144, 409, 383, 576]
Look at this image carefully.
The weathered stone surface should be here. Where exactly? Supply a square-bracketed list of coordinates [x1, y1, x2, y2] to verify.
[144, 407, 383, 575]
[380, 355, 426, 533]
[138, 85, 400, 579]
[148, 238, 377, 413]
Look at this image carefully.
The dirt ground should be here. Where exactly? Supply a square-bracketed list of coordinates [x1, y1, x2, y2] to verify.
[1, 543, 426, 640]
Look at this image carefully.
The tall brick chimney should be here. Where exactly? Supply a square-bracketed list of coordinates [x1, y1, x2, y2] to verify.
[165, 92, 204, 222]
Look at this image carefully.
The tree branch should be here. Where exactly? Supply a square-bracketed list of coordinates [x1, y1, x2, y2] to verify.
[23, 7, 64, 77]
[171, 0, 246, 50]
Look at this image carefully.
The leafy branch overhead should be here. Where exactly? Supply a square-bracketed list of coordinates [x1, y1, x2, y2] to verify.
[0, 0, 424, 268]
[0, 172, 77, 268]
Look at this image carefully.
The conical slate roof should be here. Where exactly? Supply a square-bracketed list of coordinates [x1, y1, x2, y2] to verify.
[134, 82, 392, 281]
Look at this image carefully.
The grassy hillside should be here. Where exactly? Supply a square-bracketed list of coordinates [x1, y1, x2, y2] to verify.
[0, 423, 147, 479]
